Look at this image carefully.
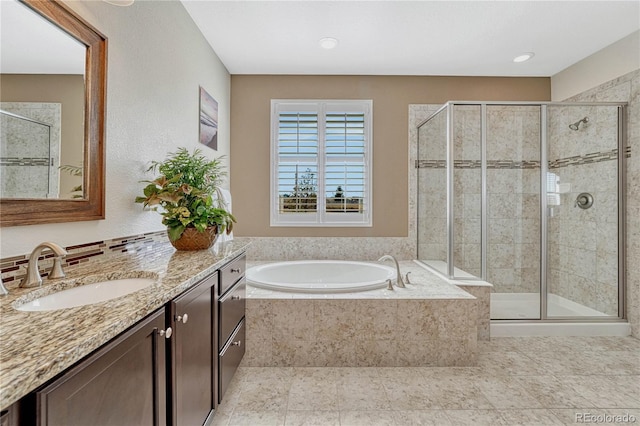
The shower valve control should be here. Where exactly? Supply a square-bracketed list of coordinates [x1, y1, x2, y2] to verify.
[575, 193, 594, 209]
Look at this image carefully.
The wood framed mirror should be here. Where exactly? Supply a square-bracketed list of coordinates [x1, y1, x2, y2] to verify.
[0, 0, 106, 226]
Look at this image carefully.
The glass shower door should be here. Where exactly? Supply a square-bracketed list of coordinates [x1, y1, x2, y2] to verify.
[545, 104, 622, 318]
[451, 104, 482, 279]
[486, 105, 542, 319]
[417, 107, 449, 275]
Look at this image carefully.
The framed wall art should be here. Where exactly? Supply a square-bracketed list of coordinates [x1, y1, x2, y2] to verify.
[199, 86, 218, 150]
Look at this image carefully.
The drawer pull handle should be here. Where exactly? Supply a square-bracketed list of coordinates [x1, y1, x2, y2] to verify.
[176, 313, 189, 323]
[231, 340, 242, 347]
[231, 295, 241, 300]
[159, 327, 172, 339]
[231, 268, 241, 274]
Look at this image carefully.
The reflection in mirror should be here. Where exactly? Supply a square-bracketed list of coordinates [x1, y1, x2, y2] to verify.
[0, 0, 106, 226]
[0, 0, 86, 200]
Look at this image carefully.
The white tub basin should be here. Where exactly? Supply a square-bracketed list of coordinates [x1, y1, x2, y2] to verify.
[247, 260, 396, 293]
[15, 278, 156, 312]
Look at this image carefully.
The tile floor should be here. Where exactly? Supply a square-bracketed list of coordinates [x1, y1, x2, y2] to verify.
[212, 336, 640, 426]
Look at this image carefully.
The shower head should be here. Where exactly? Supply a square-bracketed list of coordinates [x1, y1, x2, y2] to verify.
[569, 117, 589, 131]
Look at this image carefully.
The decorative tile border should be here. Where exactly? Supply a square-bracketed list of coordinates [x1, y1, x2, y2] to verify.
[0, 157, 50, 167]
[415, 146, 631, 170]
[415, 159, 540, 169]
[0, 231, 169, 287]
[549, 146, 631, 169]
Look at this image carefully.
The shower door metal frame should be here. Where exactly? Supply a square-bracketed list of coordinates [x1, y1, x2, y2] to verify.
[617, 104, 627, 320]
[446, 104, 455, 278]
[417, 100, 628, 322]
[540, 105, 549, 321]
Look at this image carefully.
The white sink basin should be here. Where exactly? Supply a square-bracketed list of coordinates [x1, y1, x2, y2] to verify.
[15, 278, 156, 312]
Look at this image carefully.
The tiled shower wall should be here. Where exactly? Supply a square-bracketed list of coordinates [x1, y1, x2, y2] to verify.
[415, 69, 638, 333]
[547, 105, 623, 316]
[561, 70, 640, 328]
[416, 105, 541, 293]
[417, 106, 447, 263]
[416, 101, 628, 317]
[485, 106, 541, 293]
[0, 102, 61, 199]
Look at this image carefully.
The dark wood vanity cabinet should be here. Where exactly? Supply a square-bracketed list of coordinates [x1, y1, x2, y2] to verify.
[168, 272, 217, 426]
[217, 254, 246, 403]
[0, 402, 21, 426]
[12, 253, 247, 426]
[36, 308, 168, 426]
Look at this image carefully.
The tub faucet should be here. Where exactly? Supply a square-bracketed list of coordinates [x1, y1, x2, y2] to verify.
[19, 242, 68, 288]
[378, 255, 405, 288]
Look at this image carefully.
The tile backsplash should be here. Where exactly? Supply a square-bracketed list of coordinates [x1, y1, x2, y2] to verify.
[0, 231, 169, 289]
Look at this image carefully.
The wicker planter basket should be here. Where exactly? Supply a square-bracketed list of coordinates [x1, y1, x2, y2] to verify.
[169, 226, 218, 251]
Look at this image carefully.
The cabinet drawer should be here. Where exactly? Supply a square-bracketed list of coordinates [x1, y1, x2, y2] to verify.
[219, 254, 246, 296]
[219, 279, 246, 349]
[218, 319, 245, 403]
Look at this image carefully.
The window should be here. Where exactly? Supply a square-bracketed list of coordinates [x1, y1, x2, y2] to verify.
[270, 100, 372, 227]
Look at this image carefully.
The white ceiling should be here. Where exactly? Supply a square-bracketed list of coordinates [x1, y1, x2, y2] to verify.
[182, 0, 640, 76]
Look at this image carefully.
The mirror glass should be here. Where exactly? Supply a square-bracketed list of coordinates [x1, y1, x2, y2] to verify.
[0, 0, 86, 200]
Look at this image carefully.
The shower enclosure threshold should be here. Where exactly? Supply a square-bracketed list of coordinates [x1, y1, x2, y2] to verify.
[491, 321, 631, 337]
[491, 292, 608, 318]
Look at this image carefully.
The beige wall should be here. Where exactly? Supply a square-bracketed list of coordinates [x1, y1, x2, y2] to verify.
[551, 31, 640, 101]
[0, 0, 230, 257]
[1, 74, 84, 196]
[230, 75, 550, 237]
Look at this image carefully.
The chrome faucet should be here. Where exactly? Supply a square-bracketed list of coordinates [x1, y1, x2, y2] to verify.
[19, 242, 68, 288]
[378, 255, 405, 288]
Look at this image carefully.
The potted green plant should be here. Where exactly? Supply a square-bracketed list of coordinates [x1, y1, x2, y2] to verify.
[135, 147, 236, 250]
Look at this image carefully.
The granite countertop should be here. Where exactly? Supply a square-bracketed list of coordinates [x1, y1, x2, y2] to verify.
[0, 238, 250, 410]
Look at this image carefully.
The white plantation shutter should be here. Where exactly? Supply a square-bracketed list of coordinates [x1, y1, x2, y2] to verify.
[277, 111, 319, 214]
[325, 110, 366, 215]
[271, 100, 372, 227]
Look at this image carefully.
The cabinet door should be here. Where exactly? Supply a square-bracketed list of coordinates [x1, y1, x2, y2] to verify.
[37, 308, 167, 426]
[169, 273, 216, 426]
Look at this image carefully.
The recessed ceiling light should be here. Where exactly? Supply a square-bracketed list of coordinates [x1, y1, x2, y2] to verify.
[513, 52, 535, 63]
[319, 37, 339, 50]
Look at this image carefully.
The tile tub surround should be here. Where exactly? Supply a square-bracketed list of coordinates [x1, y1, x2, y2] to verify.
[0, 237, 250, 411]
[244, 261, 485, 368]
[456, 282, 491, 341]
[212, 336, 640, 426]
